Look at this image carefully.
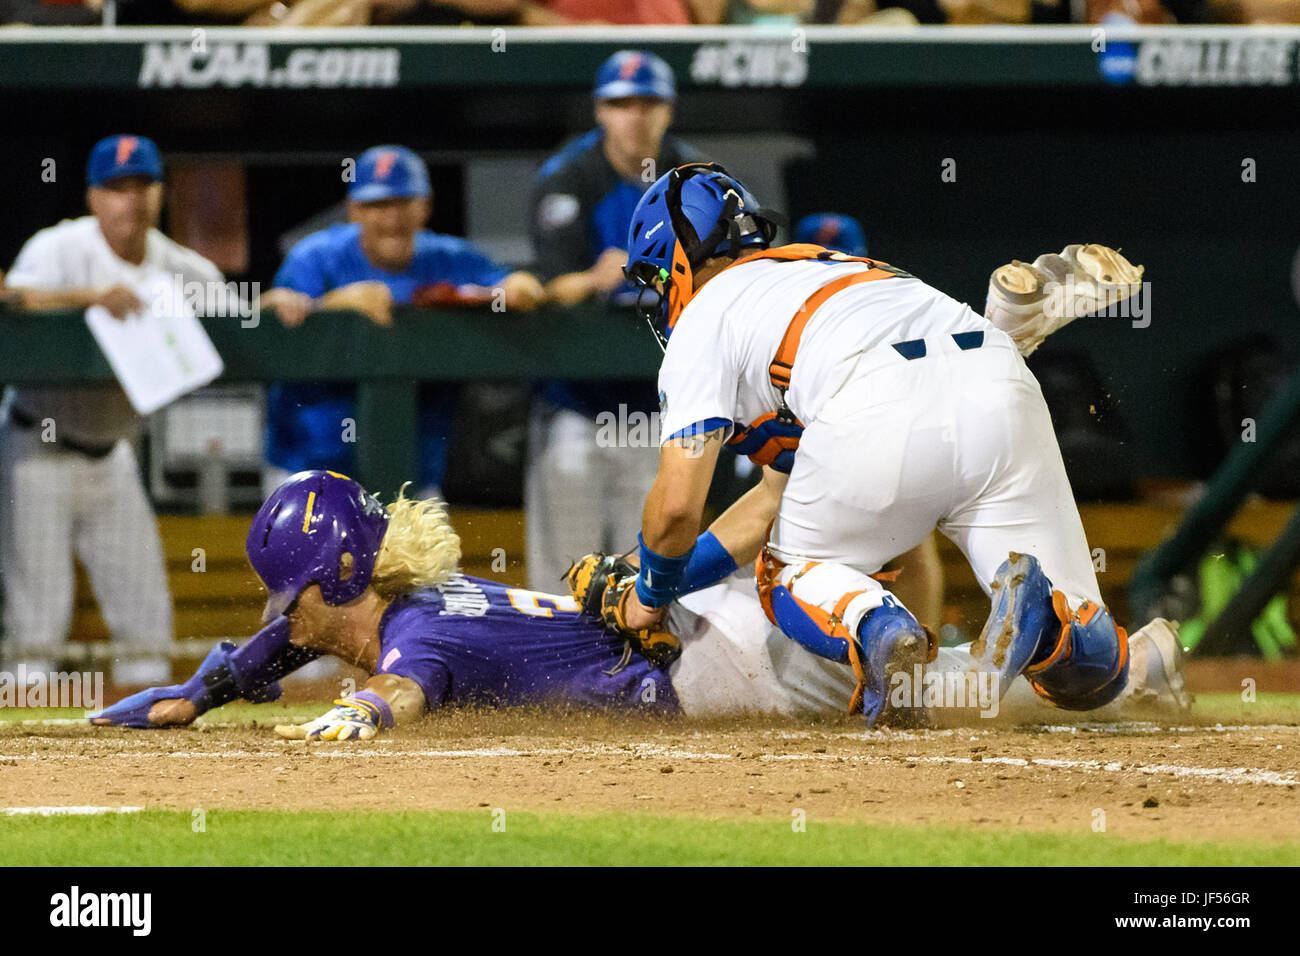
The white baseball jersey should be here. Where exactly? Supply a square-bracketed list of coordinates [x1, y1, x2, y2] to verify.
[5, 215, 222, 445]
[656, 254, 989, 443]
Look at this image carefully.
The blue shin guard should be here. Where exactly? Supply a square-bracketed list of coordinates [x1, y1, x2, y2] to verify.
[857, 601, 932, 728]
[969, 552, 1058, 698]
[762, 583, 931, 727]
[1025, 597, 1129, 710]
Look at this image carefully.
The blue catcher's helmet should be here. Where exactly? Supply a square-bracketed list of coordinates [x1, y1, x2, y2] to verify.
[624, 162, 781, 348]
[594, 50, 676, 101]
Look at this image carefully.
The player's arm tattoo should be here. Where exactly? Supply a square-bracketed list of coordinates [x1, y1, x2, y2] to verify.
[666, 426, 729, 460]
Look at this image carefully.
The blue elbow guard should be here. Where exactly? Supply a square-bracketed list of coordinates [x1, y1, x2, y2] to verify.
[635, 533, 693, 609]
[678, 530, 739, 596]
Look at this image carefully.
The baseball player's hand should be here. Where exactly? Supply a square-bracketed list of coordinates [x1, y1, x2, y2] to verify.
[608, 579, 679, 666]
[319, 281, 393, 327]
[94, 284, 145, 320]
[588, 248, 629, 295]
[144, 698, 198, 726]
[90, 697, 197, 728]
[564, 553, 679, 666]
[274, 696, 383, 741]
[260, 288, 315, 328]
[501, 271, 547, 311]
[620, 586, 665, 632]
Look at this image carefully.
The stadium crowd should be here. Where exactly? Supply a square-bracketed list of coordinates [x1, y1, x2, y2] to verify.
[3, 0, 1299, 27]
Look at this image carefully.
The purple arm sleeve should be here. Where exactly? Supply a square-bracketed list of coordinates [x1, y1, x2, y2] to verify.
[228, 616, 321, 695]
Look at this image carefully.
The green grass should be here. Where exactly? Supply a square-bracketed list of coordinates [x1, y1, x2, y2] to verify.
[1, 810, 1296, 866]
[4, 696, 1296, 866]
[1180, 692, 1300, 722]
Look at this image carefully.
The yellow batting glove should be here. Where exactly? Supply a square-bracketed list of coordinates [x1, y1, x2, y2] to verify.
[274, 692, 393, 741]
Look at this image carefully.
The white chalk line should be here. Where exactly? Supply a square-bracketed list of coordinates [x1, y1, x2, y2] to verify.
[1, 741, 1295, 787]
[2, 806, 143, 816]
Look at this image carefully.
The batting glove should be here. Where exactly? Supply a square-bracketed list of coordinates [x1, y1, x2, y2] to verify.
[275, 691, 393, 741]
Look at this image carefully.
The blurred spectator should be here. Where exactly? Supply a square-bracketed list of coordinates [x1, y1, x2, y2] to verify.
[373, 0, 522, 23]
[518, 0, 689, 23]
[688, 0, 813, 23]
[1, 135, 221, 687]
[110, 0, 519, 26]
[0, 0, 101, 24]
[1032, 0, 1214, 20]
[258, 144, 542, 499]
[690, 0, 930, 21]
[525, 50, 703, 591]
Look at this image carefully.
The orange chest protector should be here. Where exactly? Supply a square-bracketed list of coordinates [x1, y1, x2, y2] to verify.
[720, 244, 911, 473]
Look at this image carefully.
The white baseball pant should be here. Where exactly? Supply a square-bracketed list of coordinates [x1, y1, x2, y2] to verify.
[0, 423, 173, 685]
[765, 327, 1103, 636]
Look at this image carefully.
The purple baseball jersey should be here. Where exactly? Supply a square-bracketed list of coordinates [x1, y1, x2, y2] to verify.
[374, 575, 679, 713]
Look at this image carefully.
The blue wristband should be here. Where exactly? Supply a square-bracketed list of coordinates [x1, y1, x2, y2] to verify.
[678, 530, 739, 596]
[635, 533, 694, 609]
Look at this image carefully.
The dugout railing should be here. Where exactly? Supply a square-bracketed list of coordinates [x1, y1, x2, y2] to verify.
[0, 305, 662, 496]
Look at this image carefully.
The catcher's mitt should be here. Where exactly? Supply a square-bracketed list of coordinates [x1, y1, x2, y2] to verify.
[564, 552, 682, 668]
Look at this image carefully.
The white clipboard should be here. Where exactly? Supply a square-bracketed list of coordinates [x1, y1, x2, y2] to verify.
[84, 274, 225, 416]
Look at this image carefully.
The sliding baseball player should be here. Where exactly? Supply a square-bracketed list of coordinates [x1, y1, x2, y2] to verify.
[90, 471, 1187, 737]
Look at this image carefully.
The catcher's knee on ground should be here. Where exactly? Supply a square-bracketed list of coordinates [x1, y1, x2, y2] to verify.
[755, 552, 936, 723]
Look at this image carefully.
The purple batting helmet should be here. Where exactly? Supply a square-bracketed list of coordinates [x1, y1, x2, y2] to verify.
[246, 470, 390, 623]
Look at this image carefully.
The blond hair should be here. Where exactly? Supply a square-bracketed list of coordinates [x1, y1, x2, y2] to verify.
[369, 485, 461, 601]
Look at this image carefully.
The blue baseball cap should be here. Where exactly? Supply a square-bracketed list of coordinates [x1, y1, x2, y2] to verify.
[348, 145, 431, 203]
[86, 135, 163, 187]
[794, 213, 868, 258]
[594, 50, 675, 102]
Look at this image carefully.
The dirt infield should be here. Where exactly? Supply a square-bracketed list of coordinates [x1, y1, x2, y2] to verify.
[3, 707, 1297, 846]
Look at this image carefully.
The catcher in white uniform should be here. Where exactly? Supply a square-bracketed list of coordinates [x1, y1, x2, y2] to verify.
[593, 161, 1155, 727]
